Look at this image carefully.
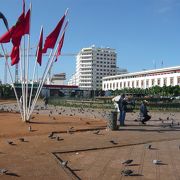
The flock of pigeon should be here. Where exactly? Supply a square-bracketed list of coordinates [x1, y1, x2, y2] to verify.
[1, 103, 180, 177]
[120, 144, 165, 176]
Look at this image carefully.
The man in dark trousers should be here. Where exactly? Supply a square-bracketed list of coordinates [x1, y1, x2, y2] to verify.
[139, 100, 151, 124]
[117, 94, 128, 126]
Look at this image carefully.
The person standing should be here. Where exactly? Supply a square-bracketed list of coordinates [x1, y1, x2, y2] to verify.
[43, 96, 49, 109]
[117, 94, 128, 126]
[139, 100, 151, 124]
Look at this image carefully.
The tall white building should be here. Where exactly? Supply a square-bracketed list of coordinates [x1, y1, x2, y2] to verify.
[68, 46, 117, 90]
[102, 66, 180, 91]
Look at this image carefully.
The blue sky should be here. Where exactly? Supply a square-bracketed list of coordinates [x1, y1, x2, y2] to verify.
[0, 0, 180, 83]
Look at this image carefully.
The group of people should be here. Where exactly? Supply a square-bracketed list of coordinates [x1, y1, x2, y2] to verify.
[116, 94, 151, 126]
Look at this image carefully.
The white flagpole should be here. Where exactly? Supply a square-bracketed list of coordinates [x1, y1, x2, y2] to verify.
[25, 3, 32, 121]
[29, 10, 69, 117]
[29, 23, 68, 117]
[28, 50, 53, 117]
[27, 26, 43, 119]
[0, 44, 24, 120]
[20, 46, 25, 121]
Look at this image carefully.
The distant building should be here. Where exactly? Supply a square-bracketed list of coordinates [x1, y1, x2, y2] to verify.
[102, 66, 180, 91]
[116, 67, 128, 75]
[68, 45, 118, 90]
[50, 73, 66, 85]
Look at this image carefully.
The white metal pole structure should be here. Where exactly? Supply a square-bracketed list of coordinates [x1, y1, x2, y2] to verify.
[20, 45, 25, 121]
[25, 3, 32, 121]
[28, 50, 53, 119]
[28, 9, 68, 117]
[27, 26, 43, 117]
[0, 44, 24, 120]
[28, 23, 68, 118]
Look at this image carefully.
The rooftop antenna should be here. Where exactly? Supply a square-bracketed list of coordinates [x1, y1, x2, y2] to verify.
[161, 60, 164, 68]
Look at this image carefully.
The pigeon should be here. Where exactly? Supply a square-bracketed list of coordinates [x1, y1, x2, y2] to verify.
[153, 160, 161, 165]
[7, 141, 13, 145]
[159, 117, 163, 121]
[122, 159, 133, 165]
[121, 169, 133, 176]
[48, 132, 54, 138]
[19, 138, 24, 142]
[0, 168, 8, 175]
[56, 136, 63, 141]
[145, 144, 152, 149]
[61, 161, 68, 167]
[110, 140, 118, 145]
[28, 126, 32, 132]
[93, 130, 100, 135]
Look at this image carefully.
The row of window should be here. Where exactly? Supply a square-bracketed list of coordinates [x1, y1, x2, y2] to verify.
[103, 77, 180, 89]
[96, 53, 116, 57]
[104, 70, 180, 82]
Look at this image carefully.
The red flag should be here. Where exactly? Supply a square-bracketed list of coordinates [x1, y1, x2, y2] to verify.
[55, 21, 68, 62]
[36, 27, 43, 66]
[24, 9, 30, 34]
[42, 14, 66, 53]
[0, 27, 13, 43]
[10, 46, 20, 66]
[55, 32, 65, 62]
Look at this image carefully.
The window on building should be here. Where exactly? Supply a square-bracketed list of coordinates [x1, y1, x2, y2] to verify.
[116, 82, 118, 88]
[136, 81, 139, 87]
[146, 80, 149, 86]
[141, 80, 144, 87]
[124, 82, 126, 87]
[163, 78, 167, 85]
[113, 83, 115, 88]
[170, 77, 174, 85]
[157, 79, 161, 85]
[120, 82, 122, 88]
[178, 77, 180, 84]
[152, 79, 155, 86]
[132, 81, 134, 87]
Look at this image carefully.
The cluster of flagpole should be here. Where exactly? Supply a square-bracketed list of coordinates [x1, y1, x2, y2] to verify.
[0, 0, 68, 122]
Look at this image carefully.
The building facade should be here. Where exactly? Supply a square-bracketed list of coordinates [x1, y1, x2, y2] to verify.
[68, 46, 117, 90]
[102, 66, 180, 91]
[50, 73, 66, 85]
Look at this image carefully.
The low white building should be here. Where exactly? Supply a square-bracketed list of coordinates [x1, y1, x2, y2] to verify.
[50, 73, 66, 85]
[102, 66, 180, 91]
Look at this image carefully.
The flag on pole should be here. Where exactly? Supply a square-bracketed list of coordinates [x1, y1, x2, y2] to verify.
[24, 9, 30, 35]
[55, 21, 68, 62]
[10, 8, 30, 66]
[10, 46, 20, 65]
[0, 27, 13, 43]
[0, 12, 9, 30]
[55, 32, 65, 62]
[42, 13, 66, 53]
[36, 27, 43, 66]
